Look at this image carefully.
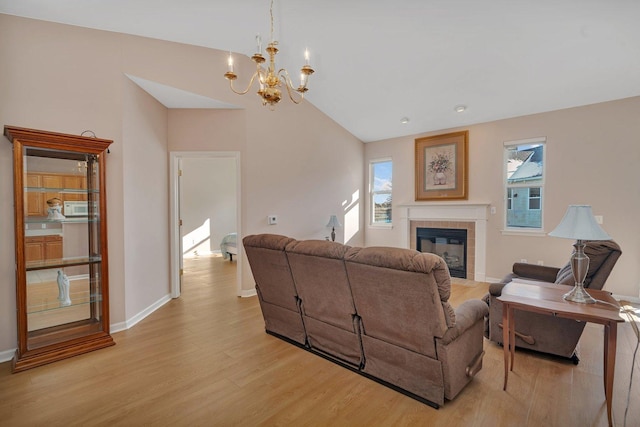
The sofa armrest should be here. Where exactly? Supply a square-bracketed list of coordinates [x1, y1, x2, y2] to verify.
[440, 299, 488, 345]
[491, 264, 562, 298]
[512, 263, 560, 282]
[489, 282, 507, 297]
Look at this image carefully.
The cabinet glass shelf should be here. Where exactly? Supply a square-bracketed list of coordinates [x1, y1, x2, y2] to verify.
[25, 187, 97, 194]
[25, 217, 99, 224]
[28, 294, 102, 314]
[26, 256, 102, 271]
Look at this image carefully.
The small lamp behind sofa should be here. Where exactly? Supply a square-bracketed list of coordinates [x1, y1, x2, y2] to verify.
[326, 215, 342, 241]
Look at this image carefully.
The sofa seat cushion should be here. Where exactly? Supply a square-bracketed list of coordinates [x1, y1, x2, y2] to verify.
[255, 287, 307, 345]
[361, 334, 445, 406]
[345, 247, 451, 358]
[304, 316, 363, 366]
[285, 240, 355, 331]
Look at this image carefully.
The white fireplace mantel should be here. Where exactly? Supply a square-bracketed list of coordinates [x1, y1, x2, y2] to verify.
[398, 203, 490, 281]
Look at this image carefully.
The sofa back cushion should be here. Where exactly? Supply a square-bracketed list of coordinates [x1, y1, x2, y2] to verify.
[555, 240, 622, 289]
[344, 246, 452, 358]
[243, 234, 299, 311]
[285, 239, 356, 331]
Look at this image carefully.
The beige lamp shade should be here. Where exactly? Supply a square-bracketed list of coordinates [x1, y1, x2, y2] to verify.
[548, 205, 611, 241]
[326, 215, 342, 228]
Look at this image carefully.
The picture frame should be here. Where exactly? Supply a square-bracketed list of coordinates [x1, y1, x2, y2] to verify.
[415, 130, 469, 201]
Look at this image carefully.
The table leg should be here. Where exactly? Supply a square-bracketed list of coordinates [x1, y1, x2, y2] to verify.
[604, 322, 617, 427]
[502, 302, 510, 391]
[509, 305, 516, 370]
[604, 324, 608, 395]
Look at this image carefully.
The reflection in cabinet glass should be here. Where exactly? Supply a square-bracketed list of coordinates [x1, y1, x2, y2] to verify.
[4, 126, 115, 372]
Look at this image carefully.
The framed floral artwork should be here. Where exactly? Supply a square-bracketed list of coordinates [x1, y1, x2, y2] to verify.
[415, 130, 468, 201]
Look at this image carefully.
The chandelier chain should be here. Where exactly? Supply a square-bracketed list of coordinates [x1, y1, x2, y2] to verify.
[270, 0, 275, 44]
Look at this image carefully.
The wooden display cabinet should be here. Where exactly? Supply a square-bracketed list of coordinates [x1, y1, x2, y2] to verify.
[4, 126, 115, 372]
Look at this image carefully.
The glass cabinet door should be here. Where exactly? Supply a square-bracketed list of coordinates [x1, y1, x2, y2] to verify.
[5, 126, 114, 372]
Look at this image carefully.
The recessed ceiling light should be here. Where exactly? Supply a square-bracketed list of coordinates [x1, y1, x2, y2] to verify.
[454, 105, 467, 113]
[400, 117, 410, 124]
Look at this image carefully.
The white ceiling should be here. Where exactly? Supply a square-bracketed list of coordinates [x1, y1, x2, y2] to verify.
[2, 0, 640, 142]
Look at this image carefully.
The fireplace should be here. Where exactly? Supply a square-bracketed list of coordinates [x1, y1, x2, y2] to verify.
[417, 228, 467, 279]
[399, 204, 489, 281]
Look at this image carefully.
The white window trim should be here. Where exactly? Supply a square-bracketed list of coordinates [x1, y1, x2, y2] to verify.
[369, 157, 393, 227]
[502, 137, 546, 235]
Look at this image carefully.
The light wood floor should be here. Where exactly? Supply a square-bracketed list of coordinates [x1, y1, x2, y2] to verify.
[1, 254, 638, 426]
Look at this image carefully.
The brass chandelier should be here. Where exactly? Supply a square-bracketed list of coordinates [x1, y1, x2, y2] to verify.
[224, 0, 314, 108]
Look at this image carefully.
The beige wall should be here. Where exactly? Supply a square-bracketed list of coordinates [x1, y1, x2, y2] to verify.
[167, 103, 366, 278]
[122, 78, 170, 321]
[180, 157, 237, 256]
[0, 14, 364, 356]
[365, 96, 640, 298]
[0, 14, 126, 355]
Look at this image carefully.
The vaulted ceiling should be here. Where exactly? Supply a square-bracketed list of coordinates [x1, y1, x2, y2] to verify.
[2, 0, 639, 142]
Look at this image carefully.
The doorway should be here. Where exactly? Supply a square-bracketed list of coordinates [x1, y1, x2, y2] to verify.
[169, 151, 241, 298]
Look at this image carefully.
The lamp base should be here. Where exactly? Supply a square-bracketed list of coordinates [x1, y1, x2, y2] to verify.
[563, 284, 596, 304]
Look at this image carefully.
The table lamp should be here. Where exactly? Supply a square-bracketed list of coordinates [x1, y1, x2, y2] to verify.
[548, 205, 611, 304]
[326, 215, 342, 242]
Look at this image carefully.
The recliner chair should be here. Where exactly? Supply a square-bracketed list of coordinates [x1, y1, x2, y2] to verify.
[483, 240, 621, 362]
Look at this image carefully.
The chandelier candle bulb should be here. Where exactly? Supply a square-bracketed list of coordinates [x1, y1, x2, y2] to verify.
[256, 34, 262, 53]
[305, 48, 310, 65]
[227, 53, 233, 72]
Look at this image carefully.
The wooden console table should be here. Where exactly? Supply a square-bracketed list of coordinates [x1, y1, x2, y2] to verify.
[498, 280, 624, 427]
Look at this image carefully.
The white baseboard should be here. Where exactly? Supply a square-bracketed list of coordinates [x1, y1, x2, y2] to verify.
[0, 348, 15, 364]
[111, 293, 173, 333]
[240, 288, 256, 298]
[614, 294, 640, 304]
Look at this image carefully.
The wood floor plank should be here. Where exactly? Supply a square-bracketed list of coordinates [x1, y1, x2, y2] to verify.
[0, 253, 638, 426]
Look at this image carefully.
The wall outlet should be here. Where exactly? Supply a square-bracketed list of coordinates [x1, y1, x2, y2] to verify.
[490, 206, 497, 215]
[594, 215, 603, 224]
[520, 258, 527, 263]
[537, 260, 544, 265]
[267, 215, 278, 225]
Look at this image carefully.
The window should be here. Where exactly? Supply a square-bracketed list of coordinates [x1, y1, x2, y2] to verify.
[370, 159, 392, 225]
[528, 187, 541, 210]
[504, 138, 545, 230]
